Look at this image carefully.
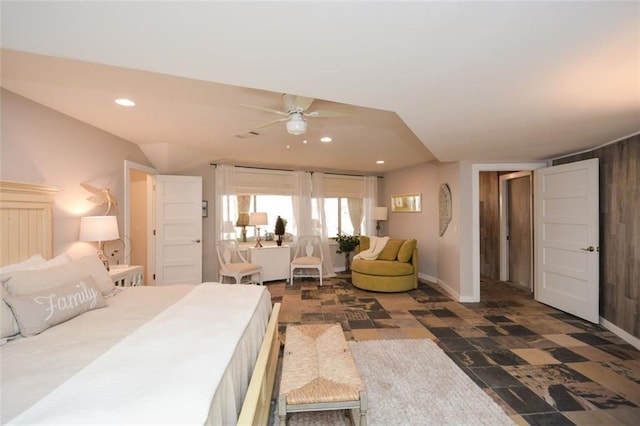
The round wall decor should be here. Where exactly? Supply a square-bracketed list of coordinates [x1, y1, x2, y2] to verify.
[439, 183, 452, 236]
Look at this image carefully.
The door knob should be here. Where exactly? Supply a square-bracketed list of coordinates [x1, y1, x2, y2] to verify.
[580, 246, 595, 252]
[193, 239, 201, 243]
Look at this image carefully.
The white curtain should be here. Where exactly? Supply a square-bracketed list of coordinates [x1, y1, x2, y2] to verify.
[363, 176, 378, 236]
[292, 171, 312, 237]
[236, 195, 251, 214]
[214, 165, 238, 241]
[347, 198, 363, 235]
[312, 172, 336, 277]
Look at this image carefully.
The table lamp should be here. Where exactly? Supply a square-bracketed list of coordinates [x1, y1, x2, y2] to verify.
[236, 212, 250, 242]
[79, 215, 120, 270]
[249, 212, 268, 248]
[373, 207, 388, 237]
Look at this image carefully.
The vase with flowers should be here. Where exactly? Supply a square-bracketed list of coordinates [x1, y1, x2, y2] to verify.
[335, 233, 360, 272]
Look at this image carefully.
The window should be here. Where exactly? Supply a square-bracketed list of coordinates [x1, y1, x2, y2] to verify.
[319, 197, 363, 237]
[239, 195, 363, 239]
[242, 195, 293, 239]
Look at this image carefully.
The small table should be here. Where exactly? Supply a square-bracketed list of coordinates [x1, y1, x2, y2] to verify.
[278, 324, 367, 425]
[108, 265, 144, 287]
[248, 245, 290, 282]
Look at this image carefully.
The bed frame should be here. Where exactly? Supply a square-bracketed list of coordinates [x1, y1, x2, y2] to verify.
[0, 180, 281, 425]
[237, 302, 281, 425]
[0, 181, 59, 266]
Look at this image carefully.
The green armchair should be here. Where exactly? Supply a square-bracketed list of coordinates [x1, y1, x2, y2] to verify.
[351, 236, 418, 292]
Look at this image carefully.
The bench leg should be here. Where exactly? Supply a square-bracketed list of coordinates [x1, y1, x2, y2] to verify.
[359, 390, 368, 426]
[278, 394, 287, 426]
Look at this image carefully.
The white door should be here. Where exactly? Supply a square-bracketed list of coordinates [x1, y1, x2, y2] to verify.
[154, 175, 202, 285]
[534, 158, 599, 323]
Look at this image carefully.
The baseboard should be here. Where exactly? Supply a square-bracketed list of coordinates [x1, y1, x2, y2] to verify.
[436, 278, 460, 301]
[418, 272, 438, 284]
[600, 317, 640, 351]
[431, 277, 478, 302]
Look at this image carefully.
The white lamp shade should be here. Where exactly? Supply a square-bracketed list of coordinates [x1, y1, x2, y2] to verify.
[373, 207, 388, 221]
[249, 212, 268, 226]
[79, 216, 120, 242]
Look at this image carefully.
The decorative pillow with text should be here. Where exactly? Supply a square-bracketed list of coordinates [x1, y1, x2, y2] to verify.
[3, 275, 107, 337]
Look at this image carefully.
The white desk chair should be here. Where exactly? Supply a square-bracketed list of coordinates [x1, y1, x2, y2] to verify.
[217, 239, 263, 285]
[290, 235, 323, 286]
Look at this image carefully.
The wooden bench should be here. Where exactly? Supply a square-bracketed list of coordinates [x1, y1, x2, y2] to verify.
[278, 323, 367, 425]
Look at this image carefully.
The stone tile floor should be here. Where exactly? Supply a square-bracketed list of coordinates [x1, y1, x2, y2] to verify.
[267, 274, 640, 425]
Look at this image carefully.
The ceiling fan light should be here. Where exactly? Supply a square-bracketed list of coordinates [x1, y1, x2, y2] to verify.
[286, 116, 307, 135]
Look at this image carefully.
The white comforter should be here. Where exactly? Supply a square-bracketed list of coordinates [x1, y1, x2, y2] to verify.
[2, 283, 271, 425]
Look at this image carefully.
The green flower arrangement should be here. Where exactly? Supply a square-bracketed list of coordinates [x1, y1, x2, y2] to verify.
[335, 233, 360, 272]
[335, 233, 360, 254]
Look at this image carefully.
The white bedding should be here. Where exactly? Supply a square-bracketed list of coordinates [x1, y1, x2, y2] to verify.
[1, 283, 272, 425]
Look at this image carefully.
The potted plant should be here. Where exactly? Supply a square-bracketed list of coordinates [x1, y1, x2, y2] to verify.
[274, 216, 287, 246]
[335, 232, 360, 272]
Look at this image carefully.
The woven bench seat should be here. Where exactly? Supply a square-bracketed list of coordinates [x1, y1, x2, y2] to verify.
[278, 324, 367, 425]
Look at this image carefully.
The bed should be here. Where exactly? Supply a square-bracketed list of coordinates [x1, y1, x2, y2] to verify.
[0, 181, 280, 425]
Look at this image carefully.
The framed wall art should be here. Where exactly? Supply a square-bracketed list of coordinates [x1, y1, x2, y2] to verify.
[439, 184, 452, 236]
[391, 193, 421, 212]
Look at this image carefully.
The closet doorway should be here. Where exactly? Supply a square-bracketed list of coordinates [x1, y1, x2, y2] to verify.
[124, 161, 157, 285]
[499, 171, 533, 291]
[478, 170, 533, 293]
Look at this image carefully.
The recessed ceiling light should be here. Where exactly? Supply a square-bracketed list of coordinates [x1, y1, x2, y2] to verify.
[376, 160, 385, 164]
[303, 140, 308, 144]
[320, 136, 332, 143]
[286, 145, 291, 149]
[115, 98, 135, 107]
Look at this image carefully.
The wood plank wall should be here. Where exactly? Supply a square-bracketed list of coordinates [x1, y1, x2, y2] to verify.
[479, 172, 500, 279]
[554, 135, 639, 338]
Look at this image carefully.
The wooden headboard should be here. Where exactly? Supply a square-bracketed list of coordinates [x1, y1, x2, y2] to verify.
[0, 181, 59, 266]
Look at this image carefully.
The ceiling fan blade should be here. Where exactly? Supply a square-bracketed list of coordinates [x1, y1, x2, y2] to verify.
[292, 96, 315, 111]
[238, 104, 289, 116]
[254, 117, 289, 130]
[307, 120, 324, 131]
[305, 106, 356, 118]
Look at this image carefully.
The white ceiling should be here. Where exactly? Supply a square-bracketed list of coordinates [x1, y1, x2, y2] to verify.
[1, 1, 638, 174]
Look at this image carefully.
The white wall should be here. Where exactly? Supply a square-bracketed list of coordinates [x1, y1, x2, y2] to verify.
[382, 162, 439, 282]
[434, 162, 462, 297]
[0, 89, 153, 258]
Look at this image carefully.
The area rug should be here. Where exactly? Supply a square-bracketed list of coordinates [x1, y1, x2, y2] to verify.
[279, 339, 514, 426]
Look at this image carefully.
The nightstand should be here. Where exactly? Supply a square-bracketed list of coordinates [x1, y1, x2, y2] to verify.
[109, 265, 144, 287]
[248, 245, 291, 282]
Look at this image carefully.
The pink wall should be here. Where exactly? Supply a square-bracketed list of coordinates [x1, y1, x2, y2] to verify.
[1, 89, 153, 258]
[382, 162, 439, 282]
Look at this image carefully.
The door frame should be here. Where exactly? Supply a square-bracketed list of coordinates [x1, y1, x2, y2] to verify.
[123, 161, 157, 274]
[469, 162, 547, 302]
[499, 171, 533, 290]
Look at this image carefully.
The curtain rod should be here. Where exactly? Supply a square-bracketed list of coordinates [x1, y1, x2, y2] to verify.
[209, 162, 383, 178]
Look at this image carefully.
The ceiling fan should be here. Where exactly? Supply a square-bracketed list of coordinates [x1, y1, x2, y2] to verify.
[237, 94, 355, 136]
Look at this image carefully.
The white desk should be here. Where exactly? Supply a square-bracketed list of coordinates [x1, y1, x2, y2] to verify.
[248, 245, 291, 282]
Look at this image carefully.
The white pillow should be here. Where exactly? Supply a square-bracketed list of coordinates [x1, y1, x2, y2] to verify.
[3, 255, 115, 297]
[29, 252, 72, 270]
[0, 254, 46, 274]
[3, 275, 107, 337]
